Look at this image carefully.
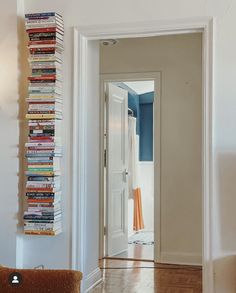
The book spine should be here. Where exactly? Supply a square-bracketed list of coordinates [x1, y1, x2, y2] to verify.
[24, 12, 64, 237]
[24, 231, 59, 236]
[25, 12, 59, 17]
[26, 114, 62, 119]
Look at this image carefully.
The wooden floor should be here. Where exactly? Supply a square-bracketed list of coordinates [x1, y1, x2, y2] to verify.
[91, 259, 202, 293]
[110, 244, 154, 261]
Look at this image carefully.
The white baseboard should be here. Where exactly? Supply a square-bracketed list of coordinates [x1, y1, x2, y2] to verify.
[138, 161, 154, 165]
[16, 233, 24, 268]
[160, 252, 202, 266]
[84, 267, 102, 292]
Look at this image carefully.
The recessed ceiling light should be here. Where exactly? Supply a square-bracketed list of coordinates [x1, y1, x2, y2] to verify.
[100, 39, 119, 46]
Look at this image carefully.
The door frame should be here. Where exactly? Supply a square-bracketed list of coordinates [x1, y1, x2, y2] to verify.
[72, 17, 214, 293]
[100, 72, 161, 261]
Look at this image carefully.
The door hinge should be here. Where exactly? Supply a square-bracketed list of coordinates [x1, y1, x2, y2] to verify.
[104, 226, 107, 235]
[104, 149, 107, 168]
[104, 90, 108, 102]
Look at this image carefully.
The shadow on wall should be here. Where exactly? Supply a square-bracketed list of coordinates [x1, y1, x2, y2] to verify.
[213, 151, 236, 292]
[217, 151, 236, 251]
[17, 15, 29, 230]
[214, 255, 236, 293]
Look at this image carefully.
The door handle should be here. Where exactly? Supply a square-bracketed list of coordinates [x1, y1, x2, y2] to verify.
[123, 169, 129, 182]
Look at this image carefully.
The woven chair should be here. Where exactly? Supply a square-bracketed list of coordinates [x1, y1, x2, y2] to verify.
[0, 266, 82, 293]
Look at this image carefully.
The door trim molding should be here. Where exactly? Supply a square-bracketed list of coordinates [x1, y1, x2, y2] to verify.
[72, 17, 214, 293]
[100, 72, 161, 262]
[71, 30, 87, 292]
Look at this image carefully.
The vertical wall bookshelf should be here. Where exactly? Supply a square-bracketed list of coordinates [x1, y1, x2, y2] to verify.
[23, 12, 64, 236]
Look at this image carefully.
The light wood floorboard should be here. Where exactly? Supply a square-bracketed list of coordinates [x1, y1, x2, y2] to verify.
[91, 259, 202, 293]
[109, 244, 154, 261]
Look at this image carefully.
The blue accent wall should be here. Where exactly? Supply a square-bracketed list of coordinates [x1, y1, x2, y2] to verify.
[139, 91, 154, 104]
[139, 92, 154, 161]
[116, 82, 154, 161]
[116, 82, 140, 134]
[128, 92, 140, 135]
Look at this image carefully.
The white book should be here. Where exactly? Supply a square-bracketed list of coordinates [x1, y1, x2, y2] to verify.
[26, 17, 63, 24]
[26, 182, 61, 188]
[29, 88, 62, 95]
[26, 20, 64, 28]
[28, 102, 62, 110]
[28, 120, 62, 127]
[26, 180, 60, 185]
[28, 56, 62, 63]
[25, 141, 61, 147]
[27, 206, 61, 212]
[26, 23, 64, 30]
[29, 82, 62, 89]
[30, 61, 62, 69]
[29, 51, 62, 59]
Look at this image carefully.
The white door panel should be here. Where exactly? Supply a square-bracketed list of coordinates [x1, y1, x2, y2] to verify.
[106, 83, 128, 256]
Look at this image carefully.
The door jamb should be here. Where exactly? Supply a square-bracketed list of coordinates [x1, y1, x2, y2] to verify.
[100, 72, 161, 262]
[72, 17, 214, 293]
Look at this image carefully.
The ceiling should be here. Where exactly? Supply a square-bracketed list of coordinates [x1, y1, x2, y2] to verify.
[123, 81, 154, 95]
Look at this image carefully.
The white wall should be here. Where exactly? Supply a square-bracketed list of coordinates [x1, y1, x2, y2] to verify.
[0, 0, 18, 267]
[100, 34, 203, 265]
[139, 162, 154, 231]
[84, 39, 101, 286]
[128, 199, 134, 237]
[0, 0, 231, 291]
[16, 9, 101, 293]
[16, 2, 72, 270]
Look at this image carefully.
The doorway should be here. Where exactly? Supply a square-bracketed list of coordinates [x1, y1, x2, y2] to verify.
[72, 18, 214, 292]
[101, 75, 160, 262]
[99, 33, 203, 267]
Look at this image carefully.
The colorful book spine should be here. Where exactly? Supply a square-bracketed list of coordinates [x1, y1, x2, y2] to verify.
[24, 12, 64, 236]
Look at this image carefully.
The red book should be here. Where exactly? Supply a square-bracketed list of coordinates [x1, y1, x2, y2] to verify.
[28, 40, 57, 46]
[28, 76, 57, 81]
[26, 188, 56, 192]
[27, 199, 55, 203]
[28, 137, 54, 141]
[26, 27, 62, 33]
[30, 47, 55, 52]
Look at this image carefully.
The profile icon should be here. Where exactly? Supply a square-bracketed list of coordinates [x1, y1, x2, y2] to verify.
[8, 272, 22, 286]
[12, 275, 19, 284]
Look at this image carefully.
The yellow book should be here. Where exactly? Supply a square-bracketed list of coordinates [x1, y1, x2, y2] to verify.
[26, 114, 61, 119]
[24, 230, 61, 236]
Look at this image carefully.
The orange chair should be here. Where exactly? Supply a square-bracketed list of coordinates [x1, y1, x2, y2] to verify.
[0, 266, 82, 293]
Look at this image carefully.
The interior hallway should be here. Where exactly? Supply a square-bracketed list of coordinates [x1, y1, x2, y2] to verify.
[110, 244, 154, 261]
[91, 259, 202, 292]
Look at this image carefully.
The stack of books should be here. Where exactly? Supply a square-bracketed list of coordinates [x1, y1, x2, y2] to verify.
[24, 12, 64, 236]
